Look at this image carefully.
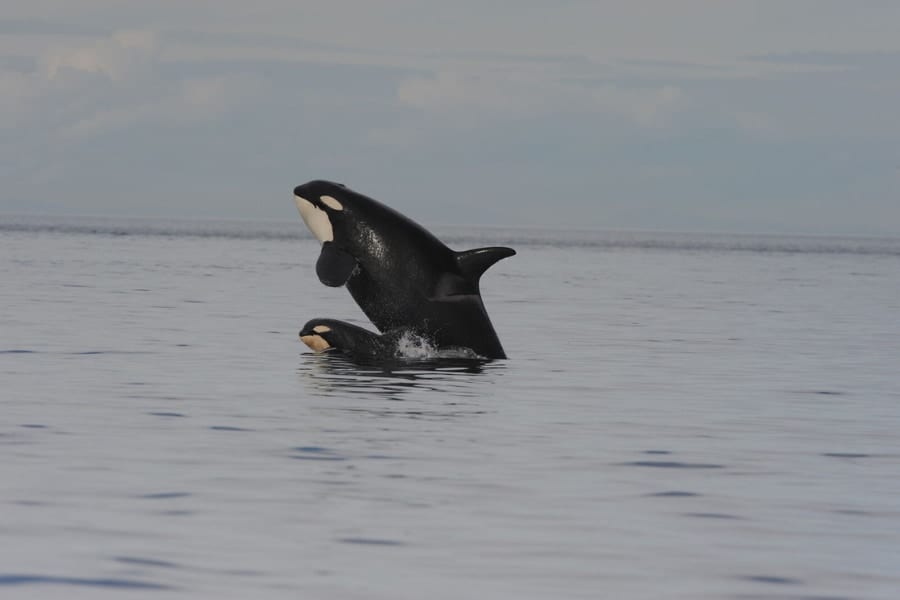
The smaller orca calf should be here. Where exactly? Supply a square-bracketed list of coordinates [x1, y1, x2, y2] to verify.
[299, 318, 404, 359]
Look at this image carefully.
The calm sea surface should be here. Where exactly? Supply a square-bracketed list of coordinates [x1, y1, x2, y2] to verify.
[2, 216, 899, 599]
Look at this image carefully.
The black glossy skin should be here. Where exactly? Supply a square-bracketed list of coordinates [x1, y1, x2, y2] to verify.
[294, 180, 514, 358]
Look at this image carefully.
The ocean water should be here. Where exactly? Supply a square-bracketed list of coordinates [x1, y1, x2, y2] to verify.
[2, 215, 899, 599]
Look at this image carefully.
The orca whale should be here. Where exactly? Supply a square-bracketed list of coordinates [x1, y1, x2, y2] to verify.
[300, 318, 481, 361]
[293, 180, 514, 359]
[300, 318, 400, 359]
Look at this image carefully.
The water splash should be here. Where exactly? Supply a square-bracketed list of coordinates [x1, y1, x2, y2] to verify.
[393, 331, 482, 360]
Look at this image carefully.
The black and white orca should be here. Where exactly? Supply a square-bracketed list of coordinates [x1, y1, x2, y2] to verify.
[293, 180, 514, 359]
[299, 319, 402, 359]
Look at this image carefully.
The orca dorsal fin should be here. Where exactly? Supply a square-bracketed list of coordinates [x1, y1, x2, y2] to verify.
[456, 246, 516, 283]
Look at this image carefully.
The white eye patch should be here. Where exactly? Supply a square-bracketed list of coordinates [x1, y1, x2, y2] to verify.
[312, 325, 331, 333]
[320, 195, 343, 211]
[294, 194, 333, 243]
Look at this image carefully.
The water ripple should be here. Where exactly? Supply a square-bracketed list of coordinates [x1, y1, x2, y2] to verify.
[138, 492, 191, 500]
[115, 556, 180, 569]
[0, 574, 171, 589]
[739, 574, 802, 585]
[620, 461, 725, 469]
[338, 538, 406, 546]
[298, 353, 505, 401]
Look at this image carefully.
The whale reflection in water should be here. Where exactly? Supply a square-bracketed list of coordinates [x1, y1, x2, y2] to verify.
[297, 352, 505, 414]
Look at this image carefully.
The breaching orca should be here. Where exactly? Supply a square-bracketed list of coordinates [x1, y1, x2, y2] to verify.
[293, 180, 514, 359]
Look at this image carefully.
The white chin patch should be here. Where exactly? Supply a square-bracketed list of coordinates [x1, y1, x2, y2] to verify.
[300, 334, 331, 353]
[294, 194, 333, 243]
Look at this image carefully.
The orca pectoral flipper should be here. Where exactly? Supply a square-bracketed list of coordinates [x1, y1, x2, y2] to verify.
[316, 242, 357, 287]
[456, 247, 516, 283]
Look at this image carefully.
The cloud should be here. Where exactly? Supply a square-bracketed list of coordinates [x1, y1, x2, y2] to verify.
[0, 29, 263, 137]
[0, 69, 34, 122]
[591, 84, 684, 127]
[732, 111, 782, 140]
[0, 29, 159, 130]
[397, 69, 686, 127]
[42, 29, 157, 80]
[397, 71, 542, 115]
[62, 74, 264, 137]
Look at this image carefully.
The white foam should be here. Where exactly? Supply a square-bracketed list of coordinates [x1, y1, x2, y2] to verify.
[394, 331, 437, 359]
[393, 331, 482, 360]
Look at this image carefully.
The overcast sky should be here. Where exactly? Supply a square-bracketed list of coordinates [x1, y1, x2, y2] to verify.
[1, 1, 899, 234]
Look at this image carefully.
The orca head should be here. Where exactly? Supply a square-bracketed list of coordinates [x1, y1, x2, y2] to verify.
[299, 321, 335, 353]
[293, 180, 350, 244]
[293, 180, 363, 287]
